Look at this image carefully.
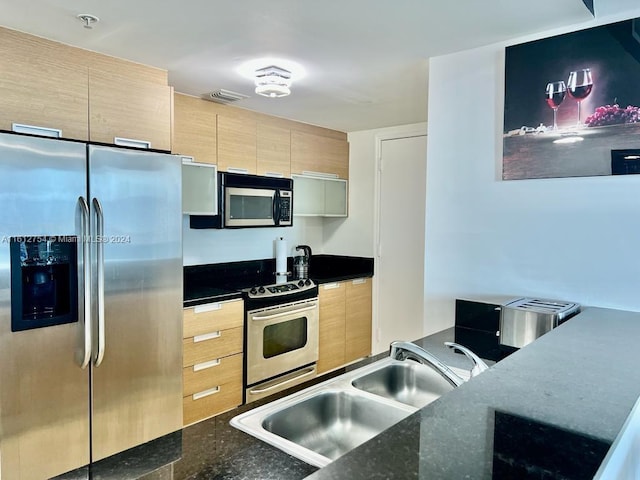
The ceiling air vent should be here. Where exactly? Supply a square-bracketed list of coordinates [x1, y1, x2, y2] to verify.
[204, 89, 249, 104]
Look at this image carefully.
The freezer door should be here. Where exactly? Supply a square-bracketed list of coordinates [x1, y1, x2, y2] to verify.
[88, 145, 182, 461]
[0, 133, 90, 479]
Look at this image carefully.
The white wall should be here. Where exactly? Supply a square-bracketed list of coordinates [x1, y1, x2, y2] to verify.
[424, 8, 640, 333]
[182, 215, 324, 265]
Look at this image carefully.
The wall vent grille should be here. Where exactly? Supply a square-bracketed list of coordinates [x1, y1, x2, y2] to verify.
[204, 89, 249, 104]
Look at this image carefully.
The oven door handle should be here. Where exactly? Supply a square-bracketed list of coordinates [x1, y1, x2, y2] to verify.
[250, 303, 318, 321]
[248, 366, 316, 395]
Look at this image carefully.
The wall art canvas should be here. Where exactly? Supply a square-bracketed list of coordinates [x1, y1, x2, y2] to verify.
[503, 17, 640, 180]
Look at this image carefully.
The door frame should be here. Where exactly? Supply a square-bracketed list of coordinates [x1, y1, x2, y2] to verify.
[372, 123, 427, 353]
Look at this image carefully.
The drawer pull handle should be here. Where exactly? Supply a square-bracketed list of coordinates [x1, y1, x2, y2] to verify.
[352, 278, 366, 285]
[194, 303, 222, 314]
[264, 171, 284, 178]
[114, 137, 151, 149]
[193, 358, 221, 372]
[12, 123, 62, 138]
[248, 366, 315, 395]
[193, 331, 221, 343]
[226, 167, 249, 174]
[193, 386, 220, 401]
[323, 282, 340, 290]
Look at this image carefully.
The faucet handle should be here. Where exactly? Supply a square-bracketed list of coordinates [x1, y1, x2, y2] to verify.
[444, 342, 489, 378]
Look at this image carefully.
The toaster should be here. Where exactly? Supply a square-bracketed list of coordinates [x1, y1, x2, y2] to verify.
[499, 298, 580, 349]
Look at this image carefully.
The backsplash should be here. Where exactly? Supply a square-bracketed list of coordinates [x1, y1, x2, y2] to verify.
[182, 215, 324, 266]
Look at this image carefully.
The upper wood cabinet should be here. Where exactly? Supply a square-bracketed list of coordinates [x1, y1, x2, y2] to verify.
[0, 57, 89, 141]
[173, 93, 217, 164]
[217, 114, 257, 174]
[89, 69, 172, 151]
[257, 124, 291, 177]
[291, 131, 349, 179]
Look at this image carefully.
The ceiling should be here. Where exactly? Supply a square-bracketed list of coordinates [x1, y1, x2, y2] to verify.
[0, 0, 635, 132]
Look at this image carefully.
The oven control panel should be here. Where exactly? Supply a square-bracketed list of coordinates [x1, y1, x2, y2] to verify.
[244, 279, 315, 299]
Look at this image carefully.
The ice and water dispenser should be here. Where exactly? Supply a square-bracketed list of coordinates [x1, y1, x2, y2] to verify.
[10, 236, 78, 331]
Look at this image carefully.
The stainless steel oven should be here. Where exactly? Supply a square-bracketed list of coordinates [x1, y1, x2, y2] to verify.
[244, 280, 319, 402]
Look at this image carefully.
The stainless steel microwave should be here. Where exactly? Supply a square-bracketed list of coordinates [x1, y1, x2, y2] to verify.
[189, 172, 293, 229]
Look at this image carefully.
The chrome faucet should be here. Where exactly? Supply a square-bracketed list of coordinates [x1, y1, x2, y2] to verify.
[389, 341, 489, 388]
[389, 341, 464, 387]
[444, 341, 489, 378]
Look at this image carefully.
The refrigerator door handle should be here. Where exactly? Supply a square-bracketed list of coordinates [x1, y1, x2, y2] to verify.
[92, 197, 106, 367]
[77, 196, 92, 369]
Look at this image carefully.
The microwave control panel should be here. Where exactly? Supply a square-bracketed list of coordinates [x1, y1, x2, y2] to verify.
[279, 190, 292, 225]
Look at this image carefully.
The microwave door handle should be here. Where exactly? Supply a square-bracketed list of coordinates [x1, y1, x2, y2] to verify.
[273, 190, 280, 225]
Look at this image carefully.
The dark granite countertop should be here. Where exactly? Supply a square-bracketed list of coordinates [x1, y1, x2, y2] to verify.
[306, 306, 640, 479]
[55, 307, 640, 478]
[183, 255, 374, 307]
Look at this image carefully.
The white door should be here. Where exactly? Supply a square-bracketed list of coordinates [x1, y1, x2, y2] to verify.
[375, 135, 427, 353]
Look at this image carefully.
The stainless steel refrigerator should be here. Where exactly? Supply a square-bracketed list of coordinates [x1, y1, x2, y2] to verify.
[0, 132, 183, 479]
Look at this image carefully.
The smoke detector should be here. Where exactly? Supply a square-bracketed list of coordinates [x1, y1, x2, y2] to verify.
[77, 14, 99, 29]
[204, 89, 250, 104]
[254, 65, 292, 98]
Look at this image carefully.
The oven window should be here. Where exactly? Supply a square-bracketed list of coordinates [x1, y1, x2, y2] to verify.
[263, 317, 308, 358]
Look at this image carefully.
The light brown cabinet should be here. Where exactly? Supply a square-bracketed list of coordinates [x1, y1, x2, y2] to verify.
[173, 93, 217, 164]
[317, 278, 372, 374]
[345, 278, 373, 363]
[182, 299, 244, 426]
[89, 69, 173, 151]
[0, 27, 173, 149]
[0, 53, 89, 140]
[257, 123, 291, 177]
[291, 130, 349, 179]
[217, 114, 257, 173]
[318, 282, 347, 374]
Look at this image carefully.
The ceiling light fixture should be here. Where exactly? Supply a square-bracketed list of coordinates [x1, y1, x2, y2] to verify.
[254, 65, 292, 98]
[77, 14, 99, 29]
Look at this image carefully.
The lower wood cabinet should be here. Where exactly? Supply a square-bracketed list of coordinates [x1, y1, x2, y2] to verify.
[182, 299, 244, 426]
[318, 278, 372, 374]
[318, 282, 346, 374]
[346, 278, 373, 362]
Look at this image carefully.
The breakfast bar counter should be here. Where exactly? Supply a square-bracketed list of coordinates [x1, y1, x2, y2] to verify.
[56, 307, 640, 479]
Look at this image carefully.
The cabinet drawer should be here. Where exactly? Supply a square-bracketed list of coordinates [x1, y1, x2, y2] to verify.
[183, 326, 243, 367]
[183, 300, 244, 338]
[183, 353, 242, 397]
[183, 376, 242, 426]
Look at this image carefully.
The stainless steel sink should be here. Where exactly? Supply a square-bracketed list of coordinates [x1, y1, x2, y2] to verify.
[351, 361, 454, 408]
[230, 357, 461, 467]
[262, 389, 411, 461]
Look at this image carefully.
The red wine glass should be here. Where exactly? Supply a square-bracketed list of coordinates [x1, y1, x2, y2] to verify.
[545, 81, 566, 130]
[567, 68, 593, 126]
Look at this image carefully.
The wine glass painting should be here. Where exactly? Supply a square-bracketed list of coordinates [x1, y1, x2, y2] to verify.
[567, 68, 593, 125]
[545, 81, 566, 130]
[503, 17, 640, 180]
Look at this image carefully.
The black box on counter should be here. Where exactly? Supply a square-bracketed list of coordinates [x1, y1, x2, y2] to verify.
[454, 298, 510, 362]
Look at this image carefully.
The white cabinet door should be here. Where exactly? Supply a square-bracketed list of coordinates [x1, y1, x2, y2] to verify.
[293, 175, 348, 217]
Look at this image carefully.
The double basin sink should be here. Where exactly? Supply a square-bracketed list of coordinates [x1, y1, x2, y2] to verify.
[231, 357, 468, 467]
